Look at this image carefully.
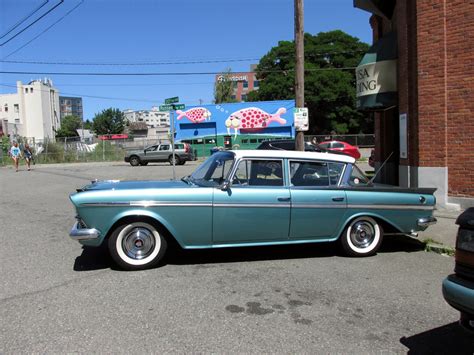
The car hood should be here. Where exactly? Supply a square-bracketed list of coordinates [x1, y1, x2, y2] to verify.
[78, 179, 188, 192]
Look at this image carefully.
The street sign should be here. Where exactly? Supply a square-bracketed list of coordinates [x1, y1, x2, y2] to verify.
[165, 96, 179, 104]
[159, 104, 174, 111]
[159, 103, 185, 111]
[294, 107, 309, 131]
[173, 104, 185, 110]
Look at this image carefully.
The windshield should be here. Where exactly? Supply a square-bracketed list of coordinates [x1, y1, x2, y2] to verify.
[189, 151, 235, 187]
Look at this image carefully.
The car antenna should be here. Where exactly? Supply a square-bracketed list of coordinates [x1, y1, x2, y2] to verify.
[369, 151, 394, 184]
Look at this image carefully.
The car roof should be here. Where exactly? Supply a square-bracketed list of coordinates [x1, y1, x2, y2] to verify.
[230, 149, 355, 163]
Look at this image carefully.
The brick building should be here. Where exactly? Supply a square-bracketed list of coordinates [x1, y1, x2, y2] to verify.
[215, 65, 259, 102]
[354, 0, 473, 208]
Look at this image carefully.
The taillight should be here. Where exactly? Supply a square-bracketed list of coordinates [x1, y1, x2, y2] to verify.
[185, 144, 190, 153]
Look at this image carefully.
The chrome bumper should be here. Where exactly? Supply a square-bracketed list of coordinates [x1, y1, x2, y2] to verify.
[69, 222, 100, 241]
[417, 216, 438, 228]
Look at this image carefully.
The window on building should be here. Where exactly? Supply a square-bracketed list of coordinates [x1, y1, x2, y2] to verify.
[243, 81, 248, 88]
[30, 88, 33, 93]
[254, 81, 260, 88]
[241, 94, 247, 101]
[14, 104, 19, 113]
[4, 105, 8, 112]
[231, 95, 236, 100]
[25, 88, 28, 93]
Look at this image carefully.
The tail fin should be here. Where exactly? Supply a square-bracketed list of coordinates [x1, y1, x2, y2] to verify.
[270, 107, 287, 124]
[176, 110, 185, 120]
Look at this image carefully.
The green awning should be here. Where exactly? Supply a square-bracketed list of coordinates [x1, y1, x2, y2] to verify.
[356, 32, 398, 110]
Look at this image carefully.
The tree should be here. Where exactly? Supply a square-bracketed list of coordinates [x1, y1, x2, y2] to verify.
[83, 119, 93, 130]
[92, 108, 125, 135]
[214, 68, 238, 104]
[249, 30, 371, 134]
[56, 115, 82, 138]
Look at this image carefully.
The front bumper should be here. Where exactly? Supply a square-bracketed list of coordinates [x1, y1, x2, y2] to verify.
[442, 274, 474, 331]
[69, 221, 101, 241]
[417, 216, 437, 228]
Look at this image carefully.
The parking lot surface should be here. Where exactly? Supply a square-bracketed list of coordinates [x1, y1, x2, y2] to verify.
[1, 161, 472, 353]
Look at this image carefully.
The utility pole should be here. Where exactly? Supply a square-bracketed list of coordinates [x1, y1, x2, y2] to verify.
[294, 0, 305, 151]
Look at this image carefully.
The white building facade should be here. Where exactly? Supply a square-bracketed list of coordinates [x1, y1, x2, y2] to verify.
[0, 79, 60, 142]
[123, 106, 170, 128]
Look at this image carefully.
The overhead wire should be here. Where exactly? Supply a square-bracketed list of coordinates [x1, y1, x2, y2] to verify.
[0, 0, 50, 40]
[2, 0, 84, 59]
[0, 0, 65, 47]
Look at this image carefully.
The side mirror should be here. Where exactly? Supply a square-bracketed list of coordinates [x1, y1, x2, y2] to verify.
[221, 181, 231, 191]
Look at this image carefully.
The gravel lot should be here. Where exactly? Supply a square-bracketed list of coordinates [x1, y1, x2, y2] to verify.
[0, 161, 472, 353]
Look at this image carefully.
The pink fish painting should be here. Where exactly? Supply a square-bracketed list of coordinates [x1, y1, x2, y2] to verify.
[225, 107, 287, 137]
[176, 107, 211, 123]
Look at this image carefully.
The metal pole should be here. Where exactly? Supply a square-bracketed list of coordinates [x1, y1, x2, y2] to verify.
[294, 0, 305, 151]
[171, 109, 176, 180]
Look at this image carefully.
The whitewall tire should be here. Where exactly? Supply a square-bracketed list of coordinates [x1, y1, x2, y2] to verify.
[340, 216, 383, 257]
[108, 221, 167, 270]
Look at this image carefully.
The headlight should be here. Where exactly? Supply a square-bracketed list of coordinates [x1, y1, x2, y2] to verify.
[456, 228, 474, 252]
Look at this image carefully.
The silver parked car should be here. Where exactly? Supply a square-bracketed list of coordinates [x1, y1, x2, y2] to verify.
[124, 143, 194, 166]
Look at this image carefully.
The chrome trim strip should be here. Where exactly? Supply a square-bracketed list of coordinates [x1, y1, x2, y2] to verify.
[348, 204, 435, 211]
[292, 204, 346, 209]
[417, 216, 437, 227]
[69, 222, 100, 241]
[80, 201, 212, 207]
[214, 203, 290, 208]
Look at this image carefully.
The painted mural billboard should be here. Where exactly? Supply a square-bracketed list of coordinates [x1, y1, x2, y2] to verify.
[174, 100, 295, 141]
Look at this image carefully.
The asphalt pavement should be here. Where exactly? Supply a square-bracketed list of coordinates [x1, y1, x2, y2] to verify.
[0, 161, 472, 353]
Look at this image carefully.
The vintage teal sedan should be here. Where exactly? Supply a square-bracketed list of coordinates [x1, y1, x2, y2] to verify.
[70, 150, 437, 270]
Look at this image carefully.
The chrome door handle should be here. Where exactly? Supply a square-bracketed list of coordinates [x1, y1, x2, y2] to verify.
[277, 197, 291, 202]
[332, 197, 345, 202]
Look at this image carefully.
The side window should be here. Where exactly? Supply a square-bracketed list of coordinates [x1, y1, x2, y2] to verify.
[328, 162, 345, 186]
[332, 142, 344, 149]
[146, 145, 157, 152]
[233, 160, 283, 186]
[175, 144, 184, 149]
[290, 161, 330, 187]
[159, 145, 170, 151]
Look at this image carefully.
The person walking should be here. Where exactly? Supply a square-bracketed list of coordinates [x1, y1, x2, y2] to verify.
[10, 141, 21, 172]
[22, 143, 33, 171]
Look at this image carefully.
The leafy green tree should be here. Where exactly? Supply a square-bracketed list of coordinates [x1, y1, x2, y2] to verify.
[214, 68, 238, 104]
[249, 30, 371, 134]
[92, 108, 125, 135]
[83, 119, 93, 130]
[56, 115, 82, 138]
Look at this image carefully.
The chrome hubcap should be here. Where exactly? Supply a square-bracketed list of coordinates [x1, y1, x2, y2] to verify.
[122, 227, 155, 260]
[350, 221, 375, 249]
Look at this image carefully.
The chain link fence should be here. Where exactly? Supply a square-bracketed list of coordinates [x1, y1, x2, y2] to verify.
[1, 134, 374, 166]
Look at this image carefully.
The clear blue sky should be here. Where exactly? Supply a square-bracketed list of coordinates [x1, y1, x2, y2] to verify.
[0, 0, 371, 120]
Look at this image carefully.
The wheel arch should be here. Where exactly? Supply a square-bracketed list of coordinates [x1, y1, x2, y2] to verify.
[336, 212, 402, 239]
[103, 210, 184, 249]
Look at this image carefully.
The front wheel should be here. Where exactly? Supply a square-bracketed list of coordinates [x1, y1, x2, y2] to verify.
[108, 221, 167, 270]
[340, 216, 383, 257]
[129, 156, 140, 167]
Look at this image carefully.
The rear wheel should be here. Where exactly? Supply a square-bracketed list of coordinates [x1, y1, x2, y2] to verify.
[340, 216, 383, 257]
[108, 221, 167, 270]
[129, 156, 140, 167]
[169, 154, 181, 165]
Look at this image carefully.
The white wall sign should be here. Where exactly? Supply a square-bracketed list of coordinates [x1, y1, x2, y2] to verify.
[294, 107, 309, 131]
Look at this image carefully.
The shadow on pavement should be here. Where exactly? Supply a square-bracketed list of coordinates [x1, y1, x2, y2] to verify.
[74, 246, 113, 271]
[400, 322, 474, 354]
[73, 234, 426, 271]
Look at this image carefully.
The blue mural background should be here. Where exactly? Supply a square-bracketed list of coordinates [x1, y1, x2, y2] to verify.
[173, 100, 295, 140]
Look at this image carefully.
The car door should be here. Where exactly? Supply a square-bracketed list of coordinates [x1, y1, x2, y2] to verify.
[213, 158, 290, 244]
[289, 159, 347, 240]
[157, 144, 171, 161]
[143, 145, 158, 162]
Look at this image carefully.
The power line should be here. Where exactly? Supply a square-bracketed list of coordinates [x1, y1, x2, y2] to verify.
[0, 0, 50, 40]
[0, 0, 64, 47]
[0, 50, 366, 66]
[3, 0, 84, 59]
[0, 67, 356, 76]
